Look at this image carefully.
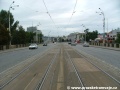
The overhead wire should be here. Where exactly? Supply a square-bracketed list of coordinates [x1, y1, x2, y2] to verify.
[42, 0, 57, 28]
[68, 0, 78, 24]
[65, 0, 78, 35]
[42, 0, 78, 36]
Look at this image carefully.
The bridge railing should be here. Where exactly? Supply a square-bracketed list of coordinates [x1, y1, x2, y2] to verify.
[0, 44, 29, 51]
[89, 42, 120, 48]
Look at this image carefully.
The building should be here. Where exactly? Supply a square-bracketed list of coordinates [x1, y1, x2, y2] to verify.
[67, 32, 84, 43]
[27, 26, 37, 32]
[27, 26, 42, 43]
[96, 28, 120, 43]
[67, 33, 76, 42]
[108, 28, 120, 40]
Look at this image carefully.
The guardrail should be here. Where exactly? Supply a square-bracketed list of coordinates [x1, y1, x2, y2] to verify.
[89, 43, 120, 48]
[0, 44, 29, 51]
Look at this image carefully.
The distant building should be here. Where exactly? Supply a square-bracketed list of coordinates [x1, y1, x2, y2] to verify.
[27, 26, 42, 43]
[97, 28, 120, 43]
[27, 26, 37, 32]
[62, 36, 67, 41]
[42, 36, 52, 43]
[67, 33, 76, 42]
[67, 32, 84, 43]
[108, 28, 120, 40]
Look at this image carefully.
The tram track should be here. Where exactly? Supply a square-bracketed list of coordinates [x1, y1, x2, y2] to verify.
[35, 48, 60, 90]
[65, 44, 120, 89]
[0, 46, 60, 90]
[65, 50, 86, 90]
[74, 48, 120, 84]
[0, 43, 120, 90]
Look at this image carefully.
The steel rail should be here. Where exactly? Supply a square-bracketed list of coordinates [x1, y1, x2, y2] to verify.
[35, 48, 60, 90]
[73, 47, 120, 85]
[49, 56, 59, 90]
[65, 49, 86, 90]
[0, 51, 48, 89]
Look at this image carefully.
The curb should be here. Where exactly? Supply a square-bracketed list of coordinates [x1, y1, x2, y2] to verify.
[90, 45, 120, 51]
[0, 47, 28, 54]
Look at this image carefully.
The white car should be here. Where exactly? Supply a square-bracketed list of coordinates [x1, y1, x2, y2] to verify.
[83, 42, 89, 47]
[29, 44, 38, 49]
[71, 42, 77, 46]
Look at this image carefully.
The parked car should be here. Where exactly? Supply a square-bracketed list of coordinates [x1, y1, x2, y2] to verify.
[83, 42, 89, 47]
[29, 44, 38, 49]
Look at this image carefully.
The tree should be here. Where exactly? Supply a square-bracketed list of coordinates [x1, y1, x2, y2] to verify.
[0, 10, 14, 30]
[0, 23, 10, 45]
[38, 33, 43, 43]
[12, 26, 26, 44]
[115, 32, 120, 43]
[84, 29, 98, 42]
[18, 26, 26, 44]
[26, 32, 36, 43]
[11, 21, 19, 34]
[0, 10, 19, 44]
[11, 30, 19, 44]
[0, 10, 44, 45]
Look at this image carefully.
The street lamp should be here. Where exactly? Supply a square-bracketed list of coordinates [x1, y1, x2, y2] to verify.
[9, 1, 19, 45]
[81, 24, 87, 42]
[36, 22, 41, 43]
[96, 8, 105, 44]
[48, 31, 51, 43]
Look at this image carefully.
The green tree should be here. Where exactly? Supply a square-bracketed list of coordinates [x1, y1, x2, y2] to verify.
[0, 23, 10, 45]
[84, 29, 98, 42]
[0, 10, 19, 44]
[11, 30, 19, 44]
[38, 33, 43, 43]
[11, 21, 19, 34]
[0, 10, 14, 30]
[85, 28, 89, 41]
[26, 32, 36, 43]
[115, 32, 120, 43]
[12, 26, 26, 44]
[18, 26, 26, 44]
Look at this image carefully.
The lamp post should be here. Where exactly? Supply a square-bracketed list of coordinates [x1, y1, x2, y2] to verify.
[9, 1, 19, 45]
[81, 24, 87, 42]
[36, 22, 41, 43]
[96, 8, 105, 44]
[48, 31, 51, 43]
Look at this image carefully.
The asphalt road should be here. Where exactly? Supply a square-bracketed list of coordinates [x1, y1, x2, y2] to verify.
[72, 44, 120, 69]
[1, 43, 120, 90]
[0, 43, 56, 73]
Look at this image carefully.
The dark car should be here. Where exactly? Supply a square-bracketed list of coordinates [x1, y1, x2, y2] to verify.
[68, 42, 71, 44]
[43, 43, 47, 46]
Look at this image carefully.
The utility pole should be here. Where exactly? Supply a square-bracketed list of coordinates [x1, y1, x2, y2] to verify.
[81, 24, 87, 42]
[8, 1, 19, 45]
[96, 8, 106, 44]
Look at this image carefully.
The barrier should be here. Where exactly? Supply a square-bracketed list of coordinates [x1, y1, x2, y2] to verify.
[89, 42, 120, 48]
[0, 44, 28, 51]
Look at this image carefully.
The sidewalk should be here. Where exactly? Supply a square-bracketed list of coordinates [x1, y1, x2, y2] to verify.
[90, 45, 120, 51]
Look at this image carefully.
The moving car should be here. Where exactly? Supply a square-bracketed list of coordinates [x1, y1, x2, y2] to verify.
[68, 42, 71, 44]
[43, 43, 47, 46]
[71, 42, 77, 46]
[29, 44, 38, 49]
[83, 42, 89, 47]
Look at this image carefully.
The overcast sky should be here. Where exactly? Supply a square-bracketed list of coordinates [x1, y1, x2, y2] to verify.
[0, 0, 120, 36]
